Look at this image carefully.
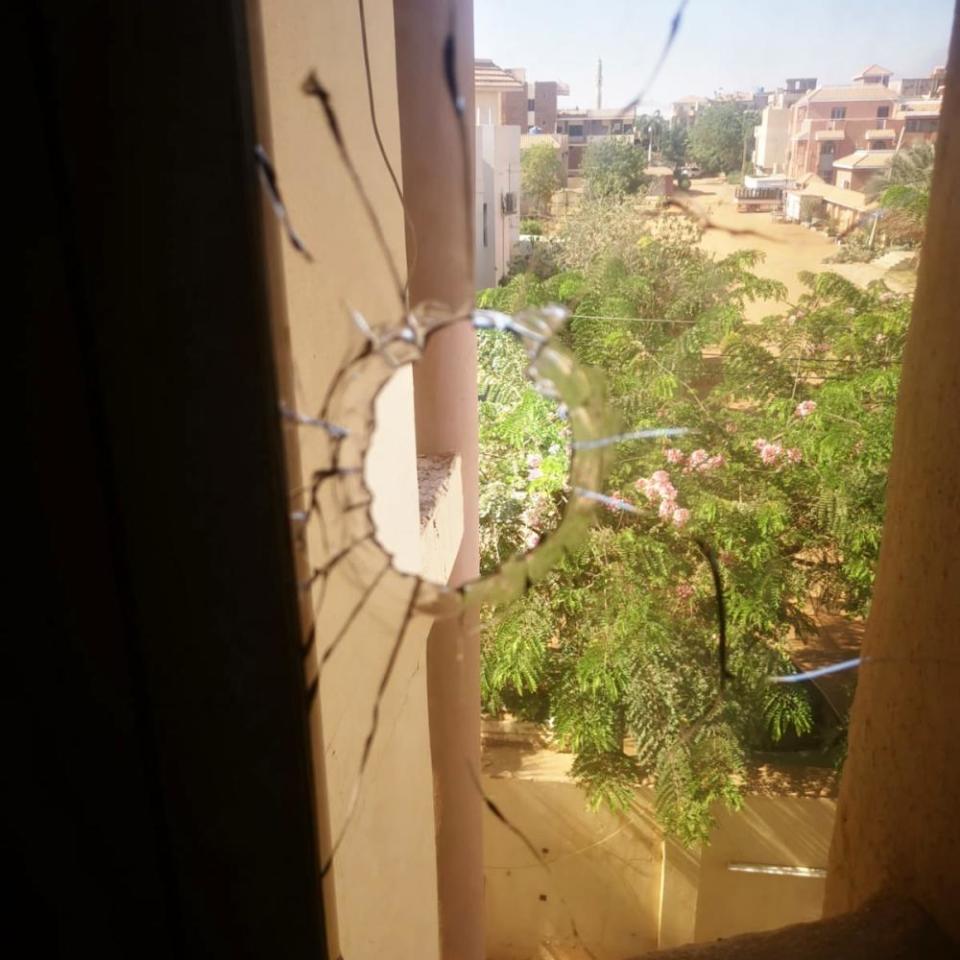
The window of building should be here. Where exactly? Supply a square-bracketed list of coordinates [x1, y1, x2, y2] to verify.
[482, 202, 488, 248]
[830, 107, 847, 119]
[569, 124, 583, 137]
[877, 105, 890, 119]
[527, 98, 535, 111]
[906, 117, 938, 133]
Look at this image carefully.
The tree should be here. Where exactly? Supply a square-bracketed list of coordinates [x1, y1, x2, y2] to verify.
[521, 143, 563, 215]
[581, 139, 649, 198]
[866, 142, 935, 244]
[637, 111, 668, 156]
[662, 126, 689, 167]
[476, 205, 909, 844]
[688, 103, 749, 175]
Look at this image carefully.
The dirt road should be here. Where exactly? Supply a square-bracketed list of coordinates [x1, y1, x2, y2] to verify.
[680, 178, 837, 320]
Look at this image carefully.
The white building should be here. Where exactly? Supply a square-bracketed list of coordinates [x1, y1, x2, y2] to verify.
[753, 106, 793, 174]
[474, 124, 521, 291]
[753, 79, 818, 174]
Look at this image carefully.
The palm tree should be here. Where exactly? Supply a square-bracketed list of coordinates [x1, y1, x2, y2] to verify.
[866, 142, 936, 241]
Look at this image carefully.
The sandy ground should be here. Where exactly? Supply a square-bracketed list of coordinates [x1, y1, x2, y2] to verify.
[678, 178, 914, 320]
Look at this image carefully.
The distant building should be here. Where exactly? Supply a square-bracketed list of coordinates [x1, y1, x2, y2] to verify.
[671, 95, 709, 129]
[556, 107, 637, 173]
[499, 68, 571, 134]
[473, 60, 570, 134]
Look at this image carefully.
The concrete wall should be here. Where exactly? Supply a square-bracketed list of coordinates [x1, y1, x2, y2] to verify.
[482, 748, 837, 959]
[478, 89, 502, 125]
[253, 2, 441, 957]
[475, 131, 496, 289]
[693, 797, 834, 943]
[483, 777, 662, 960]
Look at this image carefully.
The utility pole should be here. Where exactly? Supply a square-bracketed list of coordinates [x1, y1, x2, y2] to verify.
[596, 58, 602, 110]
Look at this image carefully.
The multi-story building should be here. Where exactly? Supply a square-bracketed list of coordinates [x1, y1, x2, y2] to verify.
[497, 68, 571, 134]
[474, 59, 570, 134]
[555, 107, 637, 173]
[785, 65, 942, 185]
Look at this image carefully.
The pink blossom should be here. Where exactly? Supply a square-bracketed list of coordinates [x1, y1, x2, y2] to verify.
[527, 453, 542, 468]
[650, 470, 671, 485]
[753, 437, 768, 452]
[528, 467, 542, 480]
[795, 400, 817, 418]
[665, 447, 685, 464]
[706, 454, 725, 470]
[654, 480, 678, 501]
[786, 448, 803, 464]
[675, 583, 695, 600]
[671, 507, 691, 528]
[635, 477, 654, 499]
[524, 532, 540, 550]
[658, 498, 677, 520]
[688, 449, 709, 470]
[760, 442, 782, 465]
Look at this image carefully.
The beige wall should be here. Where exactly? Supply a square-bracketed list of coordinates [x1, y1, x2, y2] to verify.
[693, 796, 834, 942]
[483, 748, 836, 958]
[483, 777, 662, 960]
[252, 1, 441, 957]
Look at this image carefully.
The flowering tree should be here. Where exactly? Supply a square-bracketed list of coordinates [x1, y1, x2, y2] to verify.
[477, 212, 909, 844]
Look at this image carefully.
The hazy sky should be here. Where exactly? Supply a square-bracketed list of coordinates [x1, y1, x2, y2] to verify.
[474, 0, 954, 114]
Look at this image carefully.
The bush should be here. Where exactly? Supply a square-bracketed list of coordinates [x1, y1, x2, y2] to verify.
[520, 219, 544, 236]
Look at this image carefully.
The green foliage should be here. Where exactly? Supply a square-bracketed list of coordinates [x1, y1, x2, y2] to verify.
[521, 143, 563, 214]
[478, 199, 909, 845]
[867, 143, 935, 244]
[582, 139, 650, 198]
[520, 219, 544, 236]
[688, 103, 750, 175]
[663, 126, 689, 166]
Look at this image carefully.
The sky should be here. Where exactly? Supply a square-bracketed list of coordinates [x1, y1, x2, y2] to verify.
[474, 0, 954, 115]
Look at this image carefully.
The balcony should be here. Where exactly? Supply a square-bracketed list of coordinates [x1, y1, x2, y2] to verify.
[586, 132, 636, 143]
